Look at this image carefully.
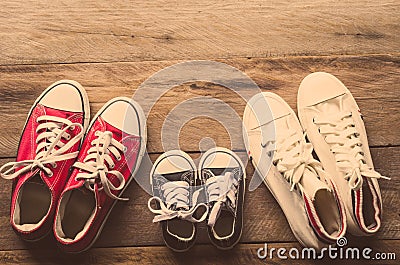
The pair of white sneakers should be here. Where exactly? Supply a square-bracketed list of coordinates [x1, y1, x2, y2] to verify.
[243, 72, 389, 249]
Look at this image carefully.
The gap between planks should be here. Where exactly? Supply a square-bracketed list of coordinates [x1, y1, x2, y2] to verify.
[1, 1, 399, 65]
[0, 52, 399, 67]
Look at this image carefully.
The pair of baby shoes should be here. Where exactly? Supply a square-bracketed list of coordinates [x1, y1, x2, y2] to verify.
[148, 148, 245, 251]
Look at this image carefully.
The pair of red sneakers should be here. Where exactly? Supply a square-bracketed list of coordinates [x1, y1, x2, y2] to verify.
[0, 80, 146, 253]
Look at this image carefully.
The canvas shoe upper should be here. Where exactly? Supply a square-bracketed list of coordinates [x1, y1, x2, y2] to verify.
[297, 72, 389, 236]
[0, 80, 90, 241]
[54, 97, 146, 253]
[148, 150, 208, 252]
[199, 147, 245, 250]
[243, 92, 346, 249]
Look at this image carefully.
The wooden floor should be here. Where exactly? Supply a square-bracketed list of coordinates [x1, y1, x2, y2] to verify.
[0, 1, 399, 264]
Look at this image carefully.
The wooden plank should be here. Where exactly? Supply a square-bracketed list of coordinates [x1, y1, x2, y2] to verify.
[0, 1, 399, 65]
[0, 146, 398, 251]
[0, 241, 398, 265]
[0, 55, 398, 157]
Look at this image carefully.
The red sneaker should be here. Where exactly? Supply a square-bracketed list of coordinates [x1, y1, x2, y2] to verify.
[54, 97, 146, 253]
[0, 80, 90, 241]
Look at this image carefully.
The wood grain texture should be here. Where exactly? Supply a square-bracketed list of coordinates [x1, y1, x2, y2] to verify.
[0, 1, 399, 65]
[0, 241, 398, 265]
[0, 0, 398, 262]
[0, 54, 398, 158]
[0, 146, 398, 251]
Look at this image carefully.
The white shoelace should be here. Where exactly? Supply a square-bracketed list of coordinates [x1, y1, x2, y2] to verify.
[73, 131, 128, 201]
[205, 170, 239, 227]
[148, 178, 209, 223]
[0, 115, 84, 180]
[314, 111, 389, 190]
[263, 132, 326, 191]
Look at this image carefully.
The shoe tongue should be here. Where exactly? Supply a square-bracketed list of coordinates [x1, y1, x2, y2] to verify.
[165, 181, 190, 211]
[221, 202, 235, 216]
[299, 168, 331, 200]
[170, 205, 188, 211]
[314, 97, 342, 114]
[205, 176, 216, 185]
[209, 200, 235, 219]
[161, 171, 192, 183]
[206, 176, 235, 216]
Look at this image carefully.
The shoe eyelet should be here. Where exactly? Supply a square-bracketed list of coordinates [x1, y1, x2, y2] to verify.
[116, 156, 121, 161]
[52, 163, 57, 169]
[123, 146, 128, 152]
[66, 134, 71, 140]
[69, 125, 75, 131]
[110, 164, 115, 169]
[48, 172, 54, 177]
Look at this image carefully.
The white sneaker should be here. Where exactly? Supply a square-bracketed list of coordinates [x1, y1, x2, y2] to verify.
[297, 72, 389, 236]
[243, 92, 346, 249]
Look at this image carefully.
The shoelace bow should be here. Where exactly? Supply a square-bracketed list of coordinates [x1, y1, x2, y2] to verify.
[148, 175, 209, 223]
[74, 131, 128, 201]
[314, 111, 390, 190]
[205, 169, 239, 227]
[263, 132, 326, 191]
[0, 115, 83, 180]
